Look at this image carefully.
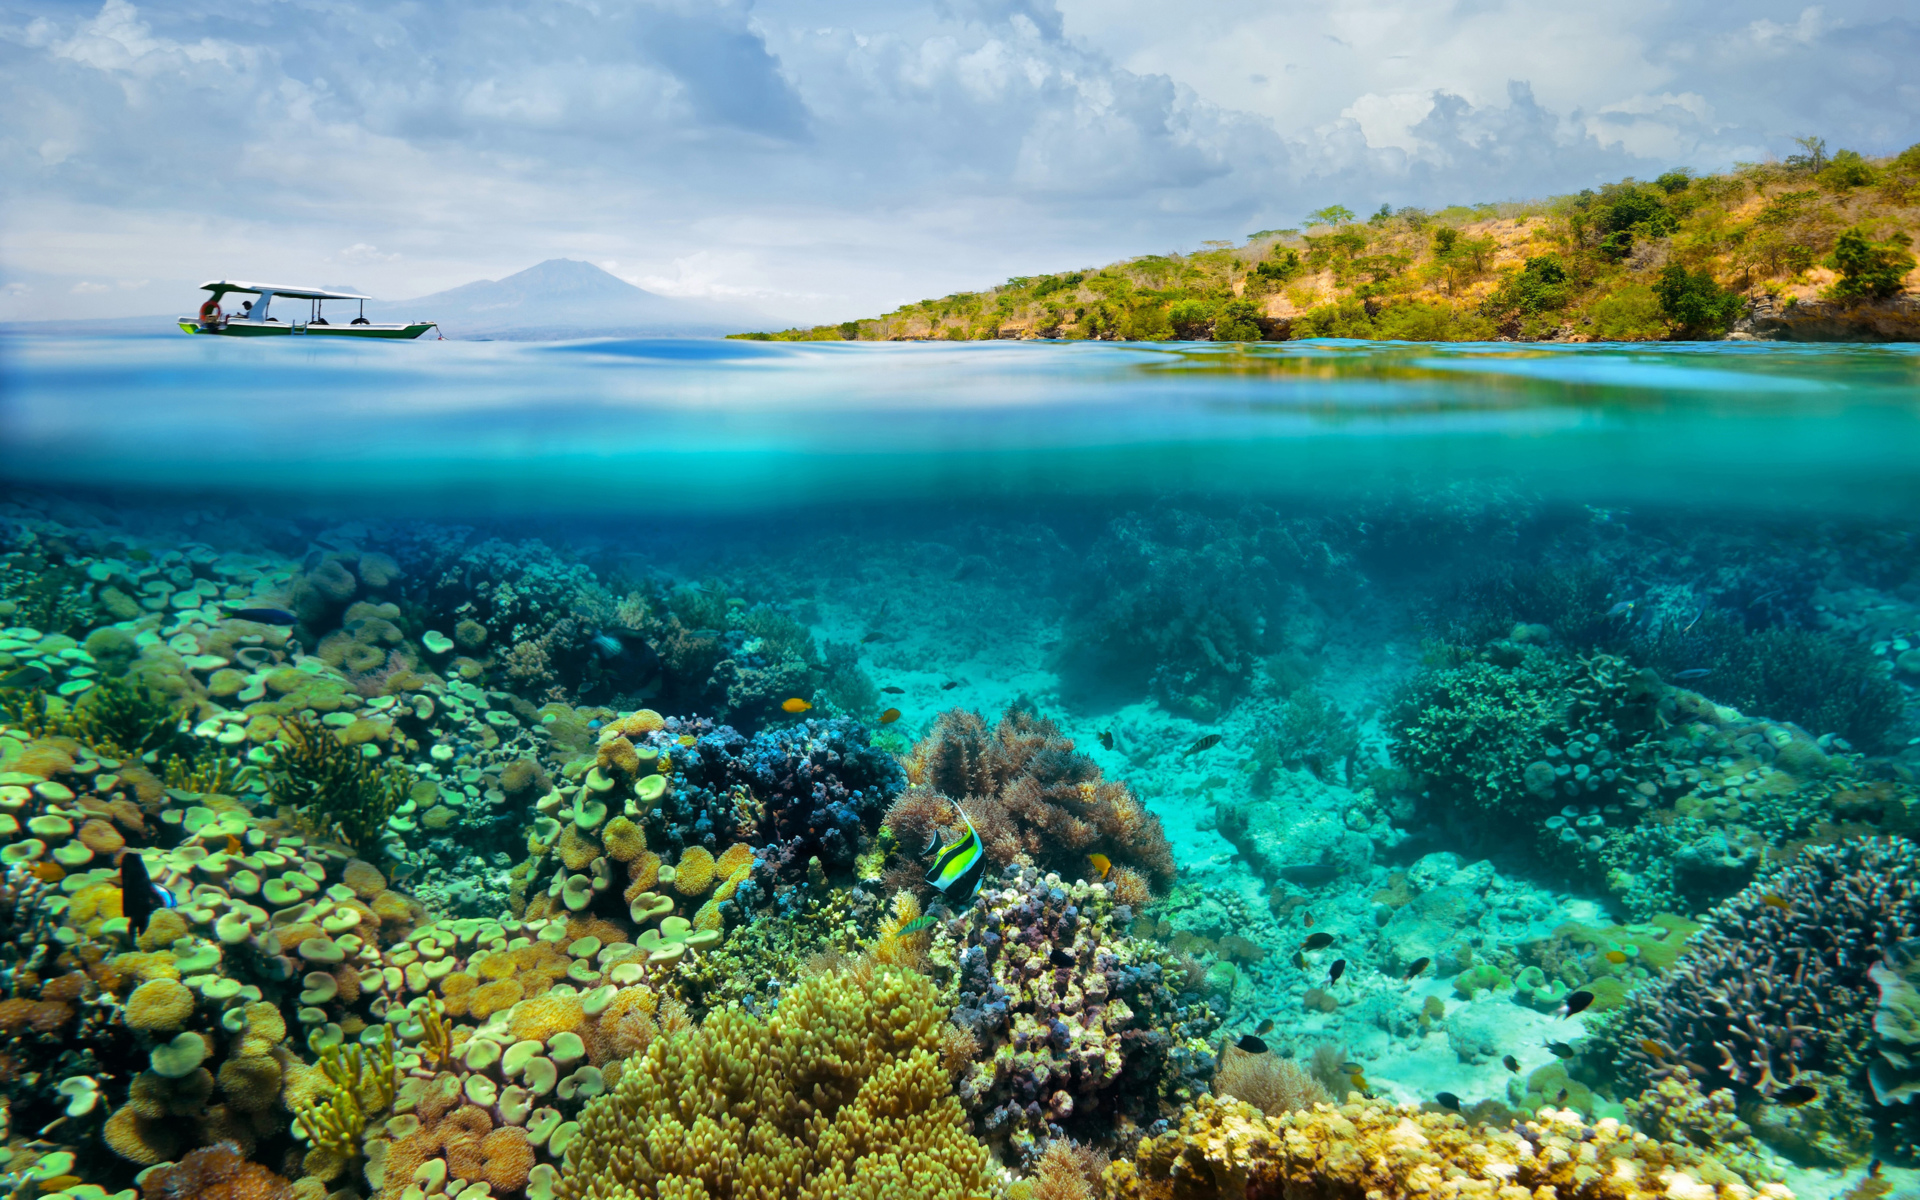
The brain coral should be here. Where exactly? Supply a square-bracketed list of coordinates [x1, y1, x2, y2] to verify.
[1105, 1094, 1792, 1200]
[555, 965, 992, 1200]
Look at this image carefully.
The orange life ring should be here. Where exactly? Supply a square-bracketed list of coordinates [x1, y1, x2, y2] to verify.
[198, 299, 223, 325]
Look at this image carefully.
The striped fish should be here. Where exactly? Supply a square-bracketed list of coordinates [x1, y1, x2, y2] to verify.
[924, 807, 988, 901]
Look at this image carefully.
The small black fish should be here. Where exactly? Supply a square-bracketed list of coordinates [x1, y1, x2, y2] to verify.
[941, 680, 961, 690]
[1097, 731, 1114, 751]
[1869, 1159, 1883, 1178]
[1673, 668, 1713, 680]
[225, 606, 299, 625]
[1049, 947, 1076, 968]
[881, 686, 905, 694]
[1562, 990, 1596, 1017]
[1182, 733, 1222, 758]
[1236, 1035, 1268, 1054]
[1556, 1088, 1570, 1104]
[1773, 1084, 1819, 1107]
[1302, 932, 1334, 951]
[1435, 1092, 1461, 1111]
[1405, 956, 1431, 980]
[120, 852, 176, 938]
[1544, 1040, 1577, 1059]
[861, 631, 885, 643]
[1503, 1055, 1520, 1073]
[1292, 952, 1308, 969]
[1327, 958, 1347, 985]
[1255, 1019, 1274, 1036]
[0, 665, 51, 689]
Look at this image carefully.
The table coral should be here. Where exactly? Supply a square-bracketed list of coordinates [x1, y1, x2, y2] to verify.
[1104, 1094, 1795, 1200]
[554, 965, 994, 1200]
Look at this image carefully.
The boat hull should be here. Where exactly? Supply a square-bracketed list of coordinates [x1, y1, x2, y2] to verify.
[178, 319, 436, 339]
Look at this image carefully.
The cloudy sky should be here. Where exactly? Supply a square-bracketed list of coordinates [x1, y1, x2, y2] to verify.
[2, 0, 1915, 324]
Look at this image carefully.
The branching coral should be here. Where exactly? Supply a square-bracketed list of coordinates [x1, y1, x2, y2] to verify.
[294, 1025, 398, 1158]
[1605, 837, 1919, 1104]
[555, 965, 994, 1200]
[1104, 1094, 1793, 1200]
[266, 713, 411, 850]
[897, 708, 1176, 894]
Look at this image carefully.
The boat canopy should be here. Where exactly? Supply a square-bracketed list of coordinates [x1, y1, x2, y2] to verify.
[198, 280, 372, 301]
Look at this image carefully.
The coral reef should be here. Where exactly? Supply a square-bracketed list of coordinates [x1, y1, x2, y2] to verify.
[897, 708, 1176, 895]
[1104, 1094, 1791, 1200]
[554, 964, 995, 1200]
[932, 864, 1219, 1156]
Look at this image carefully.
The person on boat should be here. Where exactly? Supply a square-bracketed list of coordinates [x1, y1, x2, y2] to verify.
[239, 299, 254, 318]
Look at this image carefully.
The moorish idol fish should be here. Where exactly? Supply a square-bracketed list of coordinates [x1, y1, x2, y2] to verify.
[120, 851, 177, 939]
[924, 805, 988, 902]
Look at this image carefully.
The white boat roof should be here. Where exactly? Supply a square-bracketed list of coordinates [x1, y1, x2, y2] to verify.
[199, 280, 372, 301]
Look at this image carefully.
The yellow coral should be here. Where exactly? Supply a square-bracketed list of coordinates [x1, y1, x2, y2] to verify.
[693, 899, 723, 932]
[673, 845, 716, 896]
[1103, 1095, 1792, 1200]
[468, 979, 525, 1019]
[558, 824, 600, 872]
[218, 1053, 284, 1111]
[136, 908, 189, 952]
[294, 1026, 397, 1157]
[125, 978, 195, 1033]
[715, 841, 755, 879]
[611, 710, 665, 737]
[555, 966, 991, 1200]
[601, 816, 646, 862]
[107, 952, 181, 986]
[70, 883, 123, 926]
[623, 850, 661, 897]
[508, 991, 585, 1042]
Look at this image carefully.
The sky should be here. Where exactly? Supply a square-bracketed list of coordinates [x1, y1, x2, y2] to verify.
[2, 0, 1916, 324]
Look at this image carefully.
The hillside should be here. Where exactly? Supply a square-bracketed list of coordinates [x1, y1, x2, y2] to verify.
[365, 259, 757, 339]
[737, 141, 1920, 343]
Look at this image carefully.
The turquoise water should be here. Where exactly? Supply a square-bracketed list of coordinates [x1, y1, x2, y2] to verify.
[0, 334, 1915, 1197]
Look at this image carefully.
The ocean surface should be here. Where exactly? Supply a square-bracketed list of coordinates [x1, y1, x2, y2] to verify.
[0, 333, 1915, 1198]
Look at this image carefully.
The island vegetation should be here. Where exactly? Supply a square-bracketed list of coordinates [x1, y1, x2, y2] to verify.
[736, 137, 1920, 343]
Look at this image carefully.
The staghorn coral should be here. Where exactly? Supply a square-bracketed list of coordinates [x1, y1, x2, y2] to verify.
[900, 708, 1176, 895]
[1104, 1094, 1793, 1200]
[555, 965, 994, 1200]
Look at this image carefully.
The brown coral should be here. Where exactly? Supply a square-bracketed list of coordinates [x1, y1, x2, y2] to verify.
[903, 708, 1177, 895]
[1211, 1046, 1331, 1115]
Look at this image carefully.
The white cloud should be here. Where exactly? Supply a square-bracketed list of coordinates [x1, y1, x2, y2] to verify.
[69, 280, 110, 293]
[1, 0, 1915, 323]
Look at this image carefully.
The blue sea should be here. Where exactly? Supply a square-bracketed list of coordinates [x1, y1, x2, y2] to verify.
[0, 334, 1915, 1198]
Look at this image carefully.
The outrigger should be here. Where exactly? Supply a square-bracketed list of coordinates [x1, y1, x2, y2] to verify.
[180, 281, 437, 338]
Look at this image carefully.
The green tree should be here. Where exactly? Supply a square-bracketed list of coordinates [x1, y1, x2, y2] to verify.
[1124, 303, 1174, 341]
[1655, 169, 1692, 194]
[1168, 298, 1216, 338]
[1306, 205, 1356, 227]
[1817, 149, 1875, 190]
[1485, 255, 1574, 324]
[1212, 300, 1264, 341]
[1590, 284, 1669, 340]
[1786, 135, 1829, 174]
[1293, 299, 1375, 339]
[1432, 227, 1460, 255]
[1653, 263, 1743, 336]
[1826, 227, 1916, 300]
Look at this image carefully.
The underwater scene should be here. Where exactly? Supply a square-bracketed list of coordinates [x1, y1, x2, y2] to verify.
[0, 335, 1918, 1200]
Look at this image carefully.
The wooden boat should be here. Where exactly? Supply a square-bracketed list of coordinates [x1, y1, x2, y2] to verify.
[179, 281, 437, 338]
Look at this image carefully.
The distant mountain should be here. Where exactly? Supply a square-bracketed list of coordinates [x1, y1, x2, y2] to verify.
[366, 259, 757, 340]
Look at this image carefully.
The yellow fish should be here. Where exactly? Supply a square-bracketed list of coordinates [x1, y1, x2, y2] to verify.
[782, 698, 812, 713]
[1605, 951, 1628, 964]
[224, 834, 243, 855]
[678, 735, 696, 747]
[1089, 853, 1112, 880]
[879, 708, 901, 724]
[1760, 894, 1791, 910]
[1639, 1039, 1671, 1059]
